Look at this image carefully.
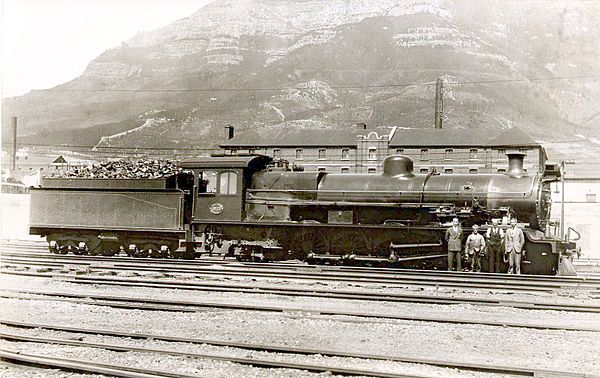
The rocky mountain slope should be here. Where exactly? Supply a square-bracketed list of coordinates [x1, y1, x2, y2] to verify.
[3, 0, 599, 158]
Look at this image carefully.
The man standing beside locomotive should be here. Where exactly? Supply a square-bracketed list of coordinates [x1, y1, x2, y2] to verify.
[486, 219, 504, 273]
[505, 218, 525, 274]
[445, 218, 463, 271]
[465, 224, 486, 272]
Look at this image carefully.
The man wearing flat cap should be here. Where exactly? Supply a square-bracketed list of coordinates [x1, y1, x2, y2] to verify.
[465, 224, 486, 272]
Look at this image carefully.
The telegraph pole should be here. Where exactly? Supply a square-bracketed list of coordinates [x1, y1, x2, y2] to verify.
[11, 116, 17, 172]
[434, 78, 443, 129]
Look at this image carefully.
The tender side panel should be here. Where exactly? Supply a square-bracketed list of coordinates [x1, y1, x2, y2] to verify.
[29, 189, 184, 232]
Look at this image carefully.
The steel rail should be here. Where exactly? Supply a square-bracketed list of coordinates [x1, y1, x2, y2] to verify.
[0, 334, 418, 378]
[2, 289, 598, 332]
[4, 244, 600, 286]
[0, 349, 195, 378]
[0, 319, 587, 377]
[3, 257, 598, 293]
[4, 247, 600, 287]
[4, 270, 599, 313]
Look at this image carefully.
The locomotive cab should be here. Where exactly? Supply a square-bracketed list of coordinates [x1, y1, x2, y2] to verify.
[180, 155, 272, 223]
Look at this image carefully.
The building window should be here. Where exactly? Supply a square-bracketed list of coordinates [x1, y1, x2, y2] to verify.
[295, 149, 303, 160]
[420, 168, 429, 173]
[497, 168, 506, 173]
[273, 149, 281, 158]
[341, 167, 350, 173]
[586, 193, 597, 202]
[341, 149, 350, 160]
[420, 149, 428, 161]
[396, 149, 404, 154]
[368, 168, 377, 174]
[497, 149, 506, 155]
[198, 171, 217, 194]
[318, 149, 326, 160]
[368, 148, 377, 160]
[444, 168, 453, 174]
[219, 171, 238, 194]
[469, 149, 478, 160]
[469, 168, 478, 174]
[444, 149, 453, 160]
[318, 167, 326, 172]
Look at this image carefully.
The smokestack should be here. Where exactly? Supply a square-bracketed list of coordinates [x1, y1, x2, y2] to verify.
[434, 78, 443, 129]
[224, 125, 234, 140]
[506, 152, 526, 176]
[11, 117, 17, 172]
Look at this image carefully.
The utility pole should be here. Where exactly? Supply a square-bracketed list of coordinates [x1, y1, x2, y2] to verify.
[560, 160, 575, 240]
[560, 160, 565, 240]
[434, 78, 443, 129]
[11, 117, 17, 172]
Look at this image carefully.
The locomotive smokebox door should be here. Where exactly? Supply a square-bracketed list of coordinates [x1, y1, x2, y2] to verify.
[328, 210, 354, 224]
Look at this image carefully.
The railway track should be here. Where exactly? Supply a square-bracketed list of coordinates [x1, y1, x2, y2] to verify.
[2, 288, 598, 332]
[3, 270, 600, 314]
[4, 242, 600, 289]
[3, 252, 600, 293]
[0, 320, 589, 377]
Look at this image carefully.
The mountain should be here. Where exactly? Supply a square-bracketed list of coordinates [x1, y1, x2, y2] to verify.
[3, 0, 599, 160]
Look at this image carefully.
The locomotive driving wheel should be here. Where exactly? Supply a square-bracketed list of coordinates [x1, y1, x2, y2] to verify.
[329, 229, 369, 256]
[289, 228, 318, 258]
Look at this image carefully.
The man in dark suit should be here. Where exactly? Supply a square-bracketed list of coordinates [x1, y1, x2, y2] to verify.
[445, 218, 463, 271]
[505, 218, 525, 274]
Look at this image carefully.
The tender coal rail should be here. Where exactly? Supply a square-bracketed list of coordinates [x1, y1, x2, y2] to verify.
[2, 289, 598, 332]
[0, 320, 588, 377]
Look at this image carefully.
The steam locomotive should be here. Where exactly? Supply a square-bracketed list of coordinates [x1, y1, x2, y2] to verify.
[29, 152, 575, 274]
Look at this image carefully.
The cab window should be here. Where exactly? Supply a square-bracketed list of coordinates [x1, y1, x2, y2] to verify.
[219, 171, 238, 195]
[198, 170, 217, 194]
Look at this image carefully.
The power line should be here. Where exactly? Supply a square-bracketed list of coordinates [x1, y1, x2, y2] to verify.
[35, 74, 600, 94]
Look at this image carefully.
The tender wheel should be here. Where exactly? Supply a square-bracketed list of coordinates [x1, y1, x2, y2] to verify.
[48, 241, 59, 254]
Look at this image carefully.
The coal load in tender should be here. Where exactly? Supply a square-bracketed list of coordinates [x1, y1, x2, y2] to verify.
[55, 159, 181, 179]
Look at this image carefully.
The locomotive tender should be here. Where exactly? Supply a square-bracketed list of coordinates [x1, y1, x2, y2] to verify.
[29, 152, 574, 274]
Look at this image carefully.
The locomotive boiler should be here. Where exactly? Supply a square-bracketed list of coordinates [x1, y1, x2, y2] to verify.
[29, 152, 574, 274]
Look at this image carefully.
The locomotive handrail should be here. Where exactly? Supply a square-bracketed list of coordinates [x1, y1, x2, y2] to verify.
[567, 227, 581, 242]
[246, 198, 456, 208]
[247, 188, 535, 196]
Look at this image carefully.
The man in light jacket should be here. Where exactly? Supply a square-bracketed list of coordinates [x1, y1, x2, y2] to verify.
[465, 224, 486, 272]
[505, 218, 525, 274]
[445, 218, 463, 271]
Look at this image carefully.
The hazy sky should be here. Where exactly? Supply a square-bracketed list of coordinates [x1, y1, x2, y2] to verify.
[1, 0, 212, 98]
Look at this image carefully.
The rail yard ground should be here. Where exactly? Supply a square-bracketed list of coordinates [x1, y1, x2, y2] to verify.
[1, 245, 600, 377]
[2, 193, 600, 377]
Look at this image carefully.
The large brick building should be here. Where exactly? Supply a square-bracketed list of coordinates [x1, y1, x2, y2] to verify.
[220, 126, 546, 174]
[220, 126, 395, 173]
[388, 127, 546, 174]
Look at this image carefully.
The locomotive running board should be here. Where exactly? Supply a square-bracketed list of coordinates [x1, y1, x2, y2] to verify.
[390, 242, 443, 249]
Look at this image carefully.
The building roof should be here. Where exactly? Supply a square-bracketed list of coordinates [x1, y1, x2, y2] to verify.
[220, 128, 360, 148]
[50, 155, 68, 165]
[388, 127, 540, 148]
